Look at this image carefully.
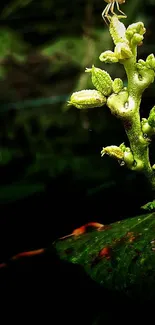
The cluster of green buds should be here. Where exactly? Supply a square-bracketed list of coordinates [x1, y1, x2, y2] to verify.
[101, 143, 134, 170]
[125, 22, 146, 47]
[67, 14, 155, 189]
[68, 66, 113, 109]
[137, 54, 155, 72]
[99, 17, 146, 64]
[136, 54, 155, 81]
[141, 106, 155, 138]
[135, 55, 155, 89]
[68, 64, 126, 110]
[68, 16, 149, 112]
[68, 65, 113, 109]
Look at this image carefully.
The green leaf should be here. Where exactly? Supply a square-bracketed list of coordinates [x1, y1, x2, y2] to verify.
[141, 200, 155, 211]
[54, 212, 155, 300]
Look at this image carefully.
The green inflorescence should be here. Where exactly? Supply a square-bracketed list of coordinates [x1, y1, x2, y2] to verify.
[68, 15, 155, 196]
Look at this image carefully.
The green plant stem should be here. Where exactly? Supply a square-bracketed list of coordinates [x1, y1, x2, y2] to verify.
[123, 111, 155, 190]
[122, 58, 155, 193]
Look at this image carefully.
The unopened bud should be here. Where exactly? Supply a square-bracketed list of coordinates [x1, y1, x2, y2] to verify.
[68, 89, 106, 109]
[101, 145, 124, 160]
[85, 65, 113, 96]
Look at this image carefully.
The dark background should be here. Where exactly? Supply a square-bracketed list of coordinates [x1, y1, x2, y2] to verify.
[0, 0, 155, 323]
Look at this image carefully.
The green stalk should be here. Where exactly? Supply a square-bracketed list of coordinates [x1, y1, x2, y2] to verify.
[123, 58, 155, 192]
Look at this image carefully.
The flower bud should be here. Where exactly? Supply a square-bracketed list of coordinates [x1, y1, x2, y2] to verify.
[126, 22, 146, 40]
[123, 148, 134, 167]
[114, 42, 133, 60]
[119, 142, 126, 152]
[125, 22, 145, 49]
[101, 145, 124, 160]
[109, 16, 127, 45]
[68, 89, 106, 109]
[141, 118, 155, 136]
[112, 78, 124, 93]
[85, 65, 113, 96]
[146, 54, 155, 70]
[148, 106, 155, 128]
[136, 59, 149, 73]
[99, 51, 118, 64]
[131, 33, 144, 46]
